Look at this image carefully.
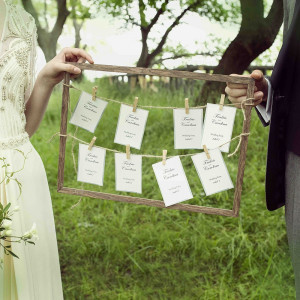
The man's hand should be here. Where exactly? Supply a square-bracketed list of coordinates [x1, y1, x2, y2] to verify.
[225, 70, 269, 108]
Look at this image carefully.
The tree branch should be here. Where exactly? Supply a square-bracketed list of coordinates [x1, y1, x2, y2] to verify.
[147, 0, 169, 31]
[264, 0, 283, 34]
[148, 1, 202, 61]
[21, 0, 41, 29]
[138, 0, 147, 27]
[153, 51, 218, 65]
[51, 0, 70, 40]
[240, 0, 264, 29]
[126, 6, 141, 27]
[43, 0, 49, 31]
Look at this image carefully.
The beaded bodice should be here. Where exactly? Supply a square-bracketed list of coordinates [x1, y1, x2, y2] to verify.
[0, 0, 37, 144]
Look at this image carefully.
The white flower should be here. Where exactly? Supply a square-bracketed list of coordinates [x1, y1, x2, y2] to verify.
[13, 206, 20, 212]
[2, 220, 12, 229]
[4, 229, 12, 236]
[23, 223, 38, 241]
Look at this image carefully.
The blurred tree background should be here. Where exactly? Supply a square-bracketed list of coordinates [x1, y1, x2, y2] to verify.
[18, 0, 283, 72]
[18, 0, 283, 102]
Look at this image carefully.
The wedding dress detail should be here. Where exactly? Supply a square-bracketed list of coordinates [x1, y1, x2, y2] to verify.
[0, 1, 64, 299]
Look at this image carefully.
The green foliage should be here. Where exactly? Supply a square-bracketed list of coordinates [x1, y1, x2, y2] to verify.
[30, 78, 295, 299]
[70, 0, 92, 20]
[95, 0, 239, 26]
[28, 0, 100, 29]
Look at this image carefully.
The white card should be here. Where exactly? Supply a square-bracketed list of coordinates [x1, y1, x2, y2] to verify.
[192, 149, 234, 196]
[77, 144, 106, 186]
[173, 108, 203, 149]
[70, 91, 108, 133]
[201, 103, 236, 152]
[152, 156, 193, 207]
[115, 153, 142, 194]
[114, 104, 149, 150]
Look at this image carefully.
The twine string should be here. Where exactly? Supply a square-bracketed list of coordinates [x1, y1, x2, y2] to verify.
[49, 83, 254, 162]
[48, 132, 250, 158]
[70, 126, 84, 209]
[63, 83, 255, 116]
[71, 127, 78, 173]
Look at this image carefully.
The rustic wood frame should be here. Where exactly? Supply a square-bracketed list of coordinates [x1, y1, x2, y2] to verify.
[57, 63, 255, 217]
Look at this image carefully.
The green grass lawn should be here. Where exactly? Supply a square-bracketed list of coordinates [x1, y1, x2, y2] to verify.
[30, 77, 295, 299]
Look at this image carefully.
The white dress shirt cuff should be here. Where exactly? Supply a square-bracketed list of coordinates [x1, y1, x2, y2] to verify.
[256, 78, 273, 123]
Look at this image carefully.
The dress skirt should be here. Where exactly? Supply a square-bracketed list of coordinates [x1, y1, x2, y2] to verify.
[0, 140, 64, 300]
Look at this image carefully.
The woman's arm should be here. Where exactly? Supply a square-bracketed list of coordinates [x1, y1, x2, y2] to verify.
[25, 47, 94, 137]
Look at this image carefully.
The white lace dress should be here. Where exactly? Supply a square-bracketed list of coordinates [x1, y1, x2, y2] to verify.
[0, 1, 64, 299]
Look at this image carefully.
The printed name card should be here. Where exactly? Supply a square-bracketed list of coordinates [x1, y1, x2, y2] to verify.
[173, 108, 203, 149]
[115, 153, 142, 194]
[201, 103, 236, 152]
[152, 156, 193, 207]
[77, 144, 106, 186]
[70, 91, 108, 133]
[114, 104, 149, 150]
[192, 149, 234, 196]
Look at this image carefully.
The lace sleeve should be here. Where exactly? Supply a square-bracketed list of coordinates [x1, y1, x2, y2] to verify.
[24, 19, 38, 103]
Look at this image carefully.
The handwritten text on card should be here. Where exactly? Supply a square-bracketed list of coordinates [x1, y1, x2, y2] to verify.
[77, 144, 106, 186]
[192, 149, 234, 196]
[70, 91, 108, 133]
[114, 104, 149, 149]
[201, 103, 236, 153]
[173, 108, 203, 149]
[152, 156, 193, 207]
[115, 153, 142, 194]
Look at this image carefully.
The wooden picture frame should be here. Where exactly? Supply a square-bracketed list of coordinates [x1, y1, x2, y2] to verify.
[57, 63, 255, 217]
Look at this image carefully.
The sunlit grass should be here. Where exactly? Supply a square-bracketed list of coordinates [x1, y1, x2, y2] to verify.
[30, 77, 294, 299]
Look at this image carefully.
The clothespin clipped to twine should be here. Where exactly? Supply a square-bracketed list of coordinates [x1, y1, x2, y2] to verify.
[126, 144, 131, 160]
[162, 150, 167, 165]
[185, 98, 189, 114]
[133, 96, 139, 112]
[92, 86, 98, 101]
[88, 136, 97, 150]
[203, 145, 211, 159]
[219, 94, 225, 110]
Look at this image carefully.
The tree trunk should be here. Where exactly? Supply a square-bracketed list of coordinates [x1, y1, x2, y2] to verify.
[37, 30, 57, 62]
[197, 0, 283, 105]
[136, 1, 196, 68]
[136, 28, 151, 67]
[22, 0, 70, 62]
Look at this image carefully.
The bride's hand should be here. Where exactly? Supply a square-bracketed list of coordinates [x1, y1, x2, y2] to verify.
[38, 47, 94, 88]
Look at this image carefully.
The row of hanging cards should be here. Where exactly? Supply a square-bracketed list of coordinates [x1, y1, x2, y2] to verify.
[70, 91, 149, 150]
[70, 91, 237, 152]
[77, 143, 234, 207]
[153, 150, 234, 206]
[173, 103, 236, 152]
[77, 144, 142, 194]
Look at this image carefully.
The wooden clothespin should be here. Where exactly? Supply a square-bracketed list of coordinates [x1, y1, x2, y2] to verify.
[162, 150, 167, 165]
[126, 144, 131, 160]
[92, 86, 98, 101]
[219, 94, 225, 110]
[203, 145, 211, 159]
[88, 136, 97, 151]
[185, 98, 189, 114]
[133, 96, 139, 112]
